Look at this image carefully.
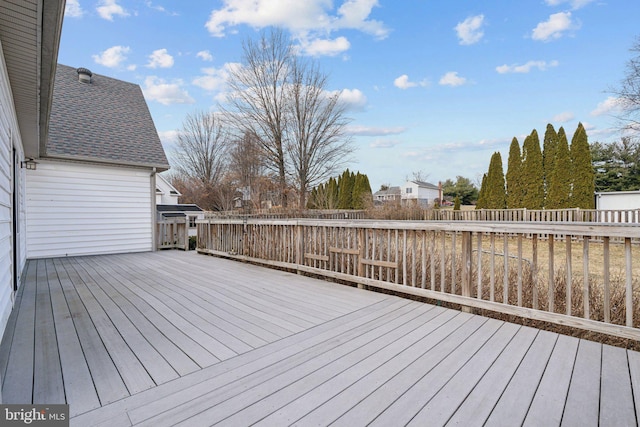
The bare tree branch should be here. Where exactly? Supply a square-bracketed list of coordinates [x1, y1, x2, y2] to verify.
[286, 57, 353, 207]
[223, 28, 292, 207]
[172, 110, 230, 209]
[613, 36, 640, 135]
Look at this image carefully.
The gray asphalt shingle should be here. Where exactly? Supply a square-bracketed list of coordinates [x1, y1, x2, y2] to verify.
[46, 64, 170, 170]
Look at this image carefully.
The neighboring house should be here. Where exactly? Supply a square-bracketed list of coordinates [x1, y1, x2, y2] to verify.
[373, 186, 401, 205]
[24, 64, 170, 259]
[0, 1, 65, 335]
[156, 174, 181, 204]
[401, 180, 442, 207]
[155, 175, 204, 237]
[157, 204, 205, 237]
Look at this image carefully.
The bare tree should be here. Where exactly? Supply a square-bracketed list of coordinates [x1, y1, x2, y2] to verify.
[223, 28, 292, 207]
[615, 36, 640, 134]
[223, 28, 354, 208]
[286, 58, 353, 208]
[228, 131, 271, 210]
[406, 170, 430, 182]
[172, 110, 229, 210]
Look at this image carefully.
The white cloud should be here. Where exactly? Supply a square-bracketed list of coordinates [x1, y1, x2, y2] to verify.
[299, 36, 351, 57]
[495, 60, 559, 74]
[204, 0, 388, 56]
[196, 50, 214, 61]
[591, 97, 624, 116]
[394, 75, 416, 90]
[192, 64, 239, 92]
[332, 88, 367, 110]
[158, 130, 180, 147]
[346, 125, 406, 136]
[142, 76, 195, 105]
[532, 12, 576, 41]
[92, 45, 130, 68]
[65, 0, 83, 18]
[544, 0, 595, 10]
[97, 0, 129, 21]
[454, 14, 485, 45]
[552, 111, 575, 123]
[127, 64, 137, 71]
[147, 49, 174, 68]
[439, 71, 467, 87]
[145, 1, 165, 12]
[393, 74, 428, 90]
[370, 139, 402, 148]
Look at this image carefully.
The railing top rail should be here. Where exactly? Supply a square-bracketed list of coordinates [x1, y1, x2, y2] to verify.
[197, 217, 640, 238]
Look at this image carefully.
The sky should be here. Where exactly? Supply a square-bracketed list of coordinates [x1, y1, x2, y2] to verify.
[58, 0, 640, 191]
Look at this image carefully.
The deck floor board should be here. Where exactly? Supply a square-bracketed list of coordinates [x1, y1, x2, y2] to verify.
[0, 250, 636, 426]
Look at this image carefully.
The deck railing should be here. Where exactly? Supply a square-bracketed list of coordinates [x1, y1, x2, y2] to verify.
[423, 208, 640, 223]
[156, 218, 189, 250]
[204, 208, 640, 223]
[197, 218, 640, 340]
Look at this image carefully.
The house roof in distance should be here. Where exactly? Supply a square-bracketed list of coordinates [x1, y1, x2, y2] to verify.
[409, 180, 440, 190]
[45, 64, 170, 170]
[157, 204, 204, 212]
[373, 186, 401, 196]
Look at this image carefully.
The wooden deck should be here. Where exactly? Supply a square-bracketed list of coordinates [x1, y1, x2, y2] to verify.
[0, 251, 639, 426]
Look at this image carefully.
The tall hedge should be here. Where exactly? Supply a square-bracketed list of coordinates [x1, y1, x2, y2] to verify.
[521, 130, 544, 209]
[570, 122, 595, 208]
[546, 126, 572, 208]
[475, 173, 487, 209]
[485, 152, 506, 209]
[506, 137, 523, 209]
[542, 123, 558, 206]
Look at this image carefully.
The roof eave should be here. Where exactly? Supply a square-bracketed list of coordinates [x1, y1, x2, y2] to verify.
[37, 0, 66, 158]
[42, 153, 171, 172]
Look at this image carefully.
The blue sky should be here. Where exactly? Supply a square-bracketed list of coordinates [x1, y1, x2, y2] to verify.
[58, 0, 639, 190]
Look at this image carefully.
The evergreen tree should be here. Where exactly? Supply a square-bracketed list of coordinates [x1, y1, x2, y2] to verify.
[453, 196, 461, 210]
[591, 138, 640, 192]
[546, 127, 572, 208]
[570, 122, 595, 208]
[475, 173, 487, 209]
[337, 169, 355, 209]
[542, 123, 558, 206]
[326, 177, 339, 209]
[506, 137, 523, 208]
[485, 152, 506, 209]
[521, 130, 544, 209]
[352, 172, 373, 209]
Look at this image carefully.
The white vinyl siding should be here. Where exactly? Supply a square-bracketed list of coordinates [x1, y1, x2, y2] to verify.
[26, 161, 153, 258]
[0, 41, 24, 333]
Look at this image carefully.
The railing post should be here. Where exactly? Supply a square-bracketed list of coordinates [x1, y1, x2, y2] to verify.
[357, 228, 365, 289]
[461, 231, 472, 313]
[296, 220, 303, 275]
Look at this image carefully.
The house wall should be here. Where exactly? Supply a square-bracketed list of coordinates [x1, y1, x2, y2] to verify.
[401, 181, 440, 207]
[26, 160, 154, 258]
[596, 192, 640, 210]
[596, 192, 640, 222]
[0, 41, 26, 334]
[156, 175, 179, 204]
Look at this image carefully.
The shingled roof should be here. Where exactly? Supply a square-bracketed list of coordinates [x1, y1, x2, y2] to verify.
[45, 64, 170, 170]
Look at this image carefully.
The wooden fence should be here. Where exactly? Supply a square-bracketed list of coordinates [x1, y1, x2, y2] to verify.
[205, 208, 639, 223]
[197, 218, 640, 340]
[205, 209, 367, 220]
[157, 218, 188, 250]
[424, 208, 640, 223]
